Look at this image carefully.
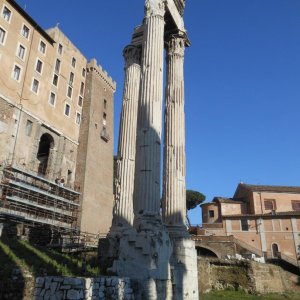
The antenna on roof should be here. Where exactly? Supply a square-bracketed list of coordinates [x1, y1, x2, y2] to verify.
[24, 4, 27, 11]
[56, 22, 60, 28]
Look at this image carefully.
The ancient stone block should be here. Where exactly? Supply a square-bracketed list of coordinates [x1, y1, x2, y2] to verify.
[66, 289, 80, 300]
[35, 277, 45, 287]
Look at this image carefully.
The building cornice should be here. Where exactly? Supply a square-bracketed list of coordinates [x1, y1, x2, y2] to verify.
[7, 0, 55, 44]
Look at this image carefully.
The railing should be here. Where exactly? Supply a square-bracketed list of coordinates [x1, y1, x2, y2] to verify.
[190, 223, 224, 229]
[1, 159, 81, 193]
[233, 237, 264, 257]
[192, 235, 234, 242]
[280, 253, 299, 268]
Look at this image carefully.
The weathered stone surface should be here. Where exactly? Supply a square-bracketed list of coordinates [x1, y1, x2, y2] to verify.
[67, 289, 80, 300]
[60, 285, 71, 290]
[50, 282, 58, 294]
[36, 277, 45, 287]
[112, 45, 141, 229]
[198, 258, 289, 294]
[34, 276, 134, 300]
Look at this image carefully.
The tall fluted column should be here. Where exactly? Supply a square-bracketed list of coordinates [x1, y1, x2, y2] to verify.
[163, 34, 186, 228]
[113, 45, 141, 228]
[134, 0, 166, 217]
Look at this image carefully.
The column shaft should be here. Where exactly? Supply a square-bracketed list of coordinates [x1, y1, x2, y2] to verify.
[163, 35, 186, 226]
[134, 0, 166, 216]
[113, 46, 141, 227]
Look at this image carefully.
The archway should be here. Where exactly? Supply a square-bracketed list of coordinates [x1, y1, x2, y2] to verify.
[37, 133, 54, 175]
[196, 246, 218, 258]
[272, 243, 280, 258]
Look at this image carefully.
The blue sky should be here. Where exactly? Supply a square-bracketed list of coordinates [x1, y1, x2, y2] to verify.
[16, 0, 300, 224]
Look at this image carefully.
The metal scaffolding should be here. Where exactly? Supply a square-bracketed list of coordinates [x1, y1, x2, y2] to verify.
[0, 160, 105, 250]
[0, 162, 80, 229]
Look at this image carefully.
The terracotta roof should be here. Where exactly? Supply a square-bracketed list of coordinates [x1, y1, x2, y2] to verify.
[213, 197, 244, 204]
[201, 197, 245, 206]
[236, 183, 300, 194]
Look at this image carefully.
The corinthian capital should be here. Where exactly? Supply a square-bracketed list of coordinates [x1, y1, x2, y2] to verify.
[144, 0, 166, 18]
[166, 35, 185, 57]
[123, 45, 142, 68]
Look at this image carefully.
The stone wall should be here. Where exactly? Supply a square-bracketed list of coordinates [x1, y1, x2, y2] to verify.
[198, 258, 289, 294]
[34, 276, 133, 300]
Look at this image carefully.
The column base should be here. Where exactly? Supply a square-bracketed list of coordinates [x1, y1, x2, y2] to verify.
[98, 225, 132, 274]
[109, 215, 173, 299]
[168, 229, 199, 300]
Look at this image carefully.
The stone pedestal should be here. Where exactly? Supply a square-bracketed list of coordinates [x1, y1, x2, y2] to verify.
[110, 214, 172, 300]
[168, 228, 199, 299]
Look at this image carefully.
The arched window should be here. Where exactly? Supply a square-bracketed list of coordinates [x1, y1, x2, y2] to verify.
[37, 133, 54, 175]
[272, 243, 280, 258]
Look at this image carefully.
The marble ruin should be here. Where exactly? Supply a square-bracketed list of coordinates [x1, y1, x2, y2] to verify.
[102, 0, 199, 298]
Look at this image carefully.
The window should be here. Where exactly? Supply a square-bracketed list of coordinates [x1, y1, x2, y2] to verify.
[241, 219, 249, 231]
[67, 170, 72, 184]
[209, 210, 215, 218]
[36, 59, 43, 73]
[12, 65, 21, 81]
[103, 113, 107, 125]
[264, 199, 276, 211]
[104, 99, 107, 109]
[72, 57, 76, 67]
[0, 27, 6, 44]
[292, 201, 300, 211]
[101, 126, 110, 142]
[52, 74, 58, 86]
[21, 25, 30, 38]
[49, 92, 56, 106]
[32, 78, 39, 94]
[2, 6, 11, 22]
[82, 68, 86, 77]
[67, 86, 72, 98]
[55, 59, 61, 73]
[69, 72, 74, 86]
[58, 43, 63, 55]
[17, 44, 25, 60]
[64, 104, 70, 116]
[80, 82, 85, 95]
[39, 41, 46, 54]
[78, 96, 83, 107]
[76, 112, 81, 124]
[25, 120, 33, 136]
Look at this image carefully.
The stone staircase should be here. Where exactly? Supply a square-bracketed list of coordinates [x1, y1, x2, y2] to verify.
[234, 237, 300, 272]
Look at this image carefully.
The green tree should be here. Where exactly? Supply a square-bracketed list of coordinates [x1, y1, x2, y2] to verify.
[186, 190, 205, 226]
